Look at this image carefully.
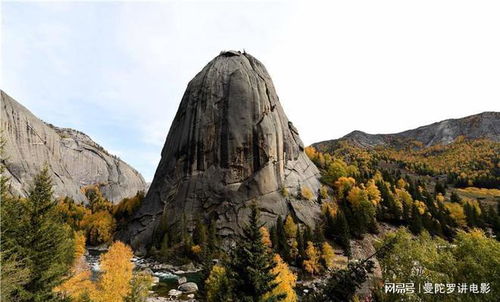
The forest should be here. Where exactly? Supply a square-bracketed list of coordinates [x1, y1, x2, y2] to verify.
[1, 137, 499, 302]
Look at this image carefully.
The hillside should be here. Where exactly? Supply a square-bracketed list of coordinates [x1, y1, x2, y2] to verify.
[314, 111, 500, 150]
[0, 90, 146, 203]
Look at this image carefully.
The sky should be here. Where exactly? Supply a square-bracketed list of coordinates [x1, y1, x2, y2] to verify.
[2, 0, 499, 182]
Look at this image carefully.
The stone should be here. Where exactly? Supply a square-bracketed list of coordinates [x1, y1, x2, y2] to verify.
[0, 90, 146, 203]
[151, 276, 160, 285]
[178, 282, 198, 293]
[168, 289, 183, 297]
[187, 294, 195, 299]
[119, 51, 322, 250]
[178, 276, 187, 285]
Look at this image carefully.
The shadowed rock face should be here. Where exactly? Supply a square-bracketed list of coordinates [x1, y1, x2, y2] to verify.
[1, 90, 146, 203]
[121, 51, 321, 252]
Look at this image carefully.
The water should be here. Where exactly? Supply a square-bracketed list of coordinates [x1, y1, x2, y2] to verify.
[85, 248, 202, 298]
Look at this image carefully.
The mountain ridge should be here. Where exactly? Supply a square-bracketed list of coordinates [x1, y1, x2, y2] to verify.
[314, 111, 500, 150]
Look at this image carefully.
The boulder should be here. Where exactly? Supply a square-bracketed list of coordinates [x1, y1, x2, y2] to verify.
[178, 276, 187, 285]
[178, 282, 198, 293]
[168, 289, 183, 297]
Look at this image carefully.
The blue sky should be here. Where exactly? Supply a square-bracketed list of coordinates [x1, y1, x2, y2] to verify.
[2, 1, 499, 181]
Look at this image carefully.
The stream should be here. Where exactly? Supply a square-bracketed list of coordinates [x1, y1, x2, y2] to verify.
[85, 248, 203, 299]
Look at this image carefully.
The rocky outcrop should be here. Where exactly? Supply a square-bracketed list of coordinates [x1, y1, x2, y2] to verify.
[1, 90, 146, 203]
[314, 111, 500, 150]
[120, 51, 321, 252]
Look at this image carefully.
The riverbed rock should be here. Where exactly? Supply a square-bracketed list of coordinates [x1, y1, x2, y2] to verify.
[119, 51, 322, 251]
[178, 276, 187, 285]
[178, 282, 198, 293]
[168, 289, 183, 297]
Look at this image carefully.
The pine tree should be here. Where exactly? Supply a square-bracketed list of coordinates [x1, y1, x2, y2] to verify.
[227, 204, 285, 302]
[275, 216, 290, 261]
[21, 167, 75, 301]
[334, 209, 351, 257]
[409, 204, 423, 234]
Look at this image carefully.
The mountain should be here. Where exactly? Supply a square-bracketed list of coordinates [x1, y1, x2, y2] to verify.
[120, 51, 322, 252]
[1, 90, 146, 203]
[314, 112, 500, 150]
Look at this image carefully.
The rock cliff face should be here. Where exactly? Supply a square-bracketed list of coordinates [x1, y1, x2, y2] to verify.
[121, 51, 321, 252]
[1, 90, 146, 203]
[314, 112, 500, 150]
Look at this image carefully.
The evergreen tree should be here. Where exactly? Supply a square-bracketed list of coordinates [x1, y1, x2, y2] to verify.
[409, 204, 423, 234]
[226, 204, 285, 302]
[334, 210, 351, 257]
[16, 167, 74, 301]
[275, 216, 290, 261]
[450, 191, 461, 203]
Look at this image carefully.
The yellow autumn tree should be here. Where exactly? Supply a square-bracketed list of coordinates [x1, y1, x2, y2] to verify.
[365, 179, 381, 205]
[264, 254, 297, 302]
[284, 215, 297, 239]
[334, 177, 356, 198]
[260, 226, 272, 249]
[303, 241, 321, 275]
[321, 201, 338, 218]
[301, 186, 314, 201]
[321, 242, 336, 270]
[55, 232, 95, 301]
[347, 186, 368, 207]
[205, 265, 231, 302]
[92, 241, 134, 302]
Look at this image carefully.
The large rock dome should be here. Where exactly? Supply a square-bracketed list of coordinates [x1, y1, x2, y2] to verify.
[122, 51, 322, 251]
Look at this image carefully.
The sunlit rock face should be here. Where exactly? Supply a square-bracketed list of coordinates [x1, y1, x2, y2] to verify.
[121, 51, 321, 252]
[1, 90, 146, 203]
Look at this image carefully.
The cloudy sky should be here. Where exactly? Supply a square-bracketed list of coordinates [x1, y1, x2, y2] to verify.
[2, 0, 499, 181]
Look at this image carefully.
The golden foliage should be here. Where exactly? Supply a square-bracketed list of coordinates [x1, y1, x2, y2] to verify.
[264, 254, 297, 302]
[365, 179, 381, 205]
[457, 187, 500, 197]
[114, 191, 144, 221]
[334, 177, 356, 198]
[347, 186, 368, 207]
[74, 231, 86, 260]
[260, 226, 272, 249]
[55, 232, 94, 301]
[444, 202, 466, 227]
[395, 188, 413, 208]
[301, 186, 314, 201]
[436, 193, 445, 203]
[191, 245, 202, 254]
[396, 178, 407, 189]
[92, 241, 134, 302]
[80, 211, 116, 245]
[321, 201, 338, 218]
[205, 265, 230, 302]
[319, 185, 329, 199]
[303, 241, 321, 275]
[284, 215, 297, 239]
[321, 242, 336, 270]
[414, 200, 427, 215]
[55, 270, 96, 301]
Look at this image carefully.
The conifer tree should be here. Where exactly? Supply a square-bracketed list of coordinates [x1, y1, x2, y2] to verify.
[409, 204, 423, 234]
[20, 167, 74, 301]
[334, 209, 351, 257]
[275, 216, 290, 261]
[226, 204, 285, 302]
